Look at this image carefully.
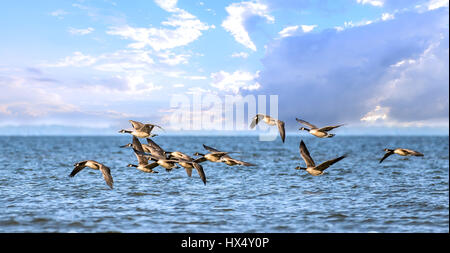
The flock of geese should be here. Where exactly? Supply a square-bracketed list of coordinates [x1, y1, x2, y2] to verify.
[69, 115, 424, 189]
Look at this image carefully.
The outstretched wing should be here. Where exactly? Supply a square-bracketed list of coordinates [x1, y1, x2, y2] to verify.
[193, 162, 207, 185]
[235, 159, 256, 166]
[69, 164, 86, 177]
[403, 149, 424, 156]
[194, 157, 207, 163]
[250, 114, 265, 129]
[132, 136, 148, 165]
[145, 138, 166, 159]
[299, 140, 315, 167]
[296, 118, 318, 129]
[277, 120, 286, 143]
[315, 155, 347, 172]
[142, 123, 164, 133]
[129, 120, 145, 130]
[379, 151, 394, 163]
[203, 144, 221, 153]
[99, 165, 114, 189]
[317, 124, 344, 132]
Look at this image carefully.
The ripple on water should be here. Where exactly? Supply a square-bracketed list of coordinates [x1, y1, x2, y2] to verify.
[0, 136, 448, 233]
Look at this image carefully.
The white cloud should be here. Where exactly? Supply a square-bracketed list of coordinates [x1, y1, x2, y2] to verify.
[427, 0, 449, 10]
[50, 9, 68, 19]
[231, 52, 249, 58]
[301, 25, 317, 33]
[356, 0, 384, 7]
[222, 1, 274, 51]
[157, 51, 190, 66]
[278, 25, 299, 38]
[42, 52, 97, 68]
[154, 0, 178, 12]
[210, 70, 261, 94]
[107, 1, 213, 51]
[381, 13, 395, 21]
[361, 105, 390, 122]
[68, 27, 95, 35]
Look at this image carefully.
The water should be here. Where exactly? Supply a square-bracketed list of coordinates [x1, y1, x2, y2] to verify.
[0, 135, 448, 233]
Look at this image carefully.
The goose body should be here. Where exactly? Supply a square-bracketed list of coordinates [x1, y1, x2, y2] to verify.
[126, 136, 159, 173]
[379, 148, 424, 163]
[119, 120, 163, 138]
[70, 160, 114, 189]
[295, 140, 346, 176]
[296, 118, 343, 138]
[250, 114, 286, 143]
[193, 145, 231, 163]
[220, 156, 256, 166]
[200, 144, 254, 166]
[131, 138, 179, 171]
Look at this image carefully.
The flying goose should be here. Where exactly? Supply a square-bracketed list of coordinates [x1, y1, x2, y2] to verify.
[295, 140, 347, 176]
[379, 148, 424, 163]
[193, 144, 233, 163]
[118, 120, 163, 138]
[296, 118, 343, 138]
[250, 114, 286, 143]
[70, 160, 114, 189]
[201, 144, 255, 166]
[126, 136, 159, 173]
[132, 138, 179, 171]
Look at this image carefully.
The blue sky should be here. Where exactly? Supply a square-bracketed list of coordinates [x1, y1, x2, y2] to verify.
[0, 0, 448, 135]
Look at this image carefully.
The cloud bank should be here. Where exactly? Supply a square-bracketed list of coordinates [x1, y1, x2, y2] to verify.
[251, 8, 449, 129]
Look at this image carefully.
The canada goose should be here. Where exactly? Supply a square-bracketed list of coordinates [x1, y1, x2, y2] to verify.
[126, 136, 159, 173]
[379, 148, 424, 163]
[296, 118, 343, 138]
[295, 140, 346, 176]
[201, 144, 254, 166]
[132, 138, 179, 171]
[219, 156, 256, 166]
[193, 144, 232, 163]
[70, 160, 114, 189]
[250, 114, 285, 143]
[118, 120, 163, 138]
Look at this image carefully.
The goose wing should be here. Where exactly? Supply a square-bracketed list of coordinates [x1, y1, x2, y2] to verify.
[194, 157, 207, 163]
[193, 162, 207, 185]
[315, 155, 347, 172]
[403, 149, 424, 156]
[296, 118, 318, 129]
[317, 124, 344, 132]
[185, 167, 193, 177]
[132, 136, 148, 165]
[379, 151, 394, 163]
[69, 163, 86, 177]
[99, 165, 114, 189]
[234, 158, 256, 166]
[299, 140, 315, 167]
[277, 120, 286, 143]
[129, 120, 145, 130]
[145, 138, 166, 159]
[142, 123, 164, 133]
[144, 162, 159, 170]
[203, 144, 221, 153]
[250, 114, 265, 129]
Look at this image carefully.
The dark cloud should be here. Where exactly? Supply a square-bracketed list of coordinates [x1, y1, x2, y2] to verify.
[247, 8, 449, 129]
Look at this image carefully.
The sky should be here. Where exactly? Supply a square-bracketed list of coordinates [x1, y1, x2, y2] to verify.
[0, 0, 448, 135]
